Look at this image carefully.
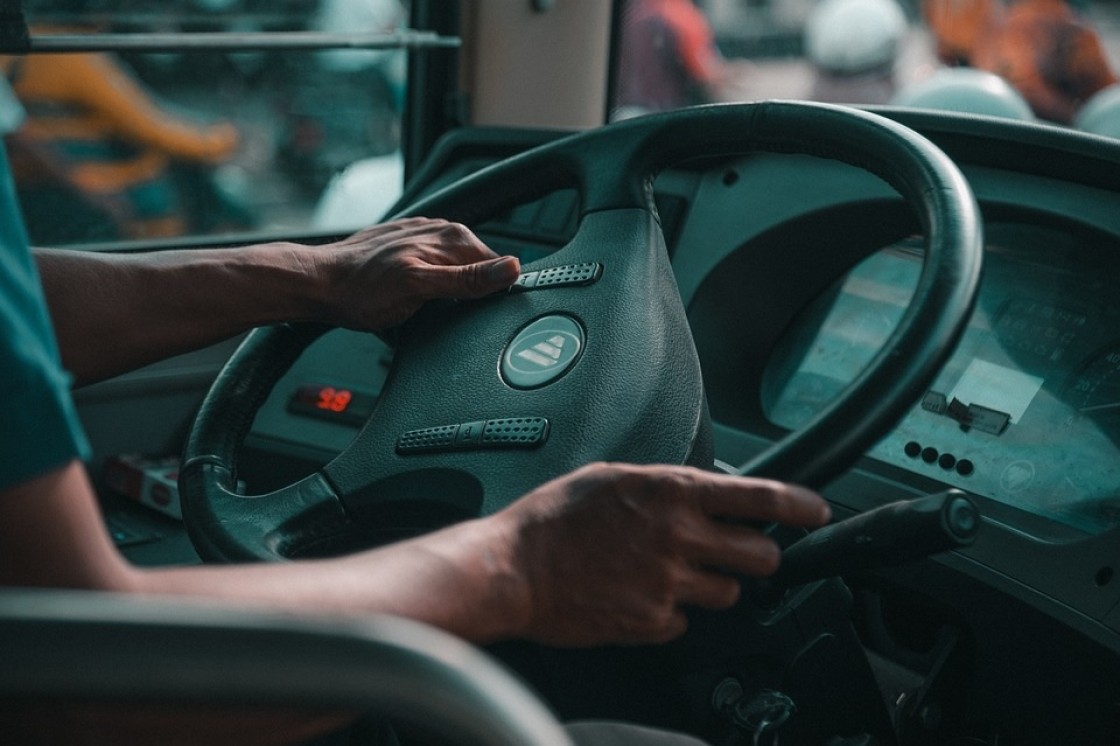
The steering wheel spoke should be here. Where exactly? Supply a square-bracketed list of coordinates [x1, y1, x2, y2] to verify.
[180, 464, 351, 562]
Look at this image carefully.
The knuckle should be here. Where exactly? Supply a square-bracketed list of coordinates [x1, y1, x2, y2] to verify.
[628, 599, 674, 636]
[651, 610, 688, 643]
[440, 221, 474, 244]
[713, 577, 742, 608]
[755, 540, 782, 575]
[395, 216, 428, 231]
[570, 460, 614, 490]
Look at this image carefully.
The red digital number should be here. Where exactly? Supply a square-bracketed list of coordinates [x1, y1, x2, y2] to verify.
[316, 387, 352, 413]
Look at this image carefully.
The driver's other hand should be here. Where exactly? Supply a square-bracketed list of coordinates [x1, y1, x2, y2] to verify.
[316, 217, 521, 330]
[499, 462, 831, 647]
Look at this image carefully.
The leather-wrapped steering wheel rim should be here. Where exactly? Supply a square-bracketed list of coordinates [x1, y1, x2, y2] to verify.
[181, 101, 983, 563]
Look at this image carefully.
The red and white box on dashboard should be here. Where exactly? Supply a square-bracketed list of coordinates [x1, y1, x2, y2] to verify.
[103, 454, 183, 520]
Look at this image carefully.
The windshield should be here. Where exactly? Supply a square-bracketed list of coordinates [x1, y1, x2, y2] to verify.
[3, 0, 410, 247]
[5, 1, 1118, 249]
[611, 0, 1120, 134]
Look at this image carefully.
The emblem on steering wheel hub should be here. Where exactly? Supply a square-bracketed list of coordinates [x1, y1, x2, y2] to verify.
[501, 314, 584, 389]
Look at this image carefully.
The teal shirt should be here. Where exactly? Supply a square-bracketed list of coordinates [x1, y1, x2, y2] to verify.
[0, 144, 91, 490]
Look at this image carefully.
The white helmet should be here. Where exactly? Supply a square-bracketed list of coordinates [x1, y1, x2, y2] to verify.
[1074, 84, 1120, 139]
[804, 0, 908, 73]
[891, 68, 1035, 120]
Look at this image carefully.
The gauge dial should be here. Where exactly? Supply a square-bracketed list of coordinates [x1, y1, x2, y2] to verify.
[1065, 344, 1120, 439]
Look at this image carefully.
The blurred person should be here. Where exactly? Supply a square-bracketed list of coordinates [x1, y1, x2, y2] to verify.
[922, 0, 1118, 124]
[922, 0, 1005, 66]
[613, 0, 752, 117]
[804, 0, 909, 105]
[1, 2, 243, 242]
[969, 0, 1118, 124]
[0, 54, 136, 242]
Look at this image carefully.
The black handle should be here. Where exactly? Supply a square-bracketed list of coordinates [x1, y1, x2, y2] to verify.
[767, 490, 980, 590]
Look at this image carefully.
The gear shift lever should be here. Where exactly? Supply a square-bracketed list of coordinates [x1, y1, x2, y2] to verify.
[766, 489, 979, 591]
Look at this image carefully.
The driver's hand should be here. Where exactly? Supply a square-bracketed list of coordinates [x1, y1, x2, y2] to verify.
[496, 462, 831, 647]
[316, 218, 521, 331]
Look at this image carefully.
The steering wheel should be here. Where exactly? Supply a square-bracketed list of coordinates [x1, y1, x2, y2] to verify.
[181, 101, 982, 563]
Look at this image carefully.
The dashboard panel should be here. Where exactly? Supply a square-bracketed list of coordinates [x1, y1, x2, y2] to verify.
[764, 227, 1120, 537]
[240, 114, 1120, 667]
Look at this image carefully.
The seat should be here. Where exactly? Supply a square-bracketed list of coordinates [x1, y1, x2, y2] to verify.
[1075, 83, 1120, 139]
[890, 67, 1036, 120]
[0, 588, 573, 745]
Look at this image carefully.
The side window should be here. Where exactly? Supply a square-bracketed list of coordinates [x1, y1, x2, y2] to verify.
[3, 0, 410, 247]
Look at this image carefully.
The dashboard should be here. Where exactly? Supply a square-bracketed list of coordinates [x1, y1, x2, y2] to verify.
[241, 112, 1120, 666]
[764, 230, 1120, 537]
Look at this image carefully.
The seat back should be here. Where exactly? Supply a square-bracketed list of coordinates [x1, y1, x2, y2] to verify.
[0, 588, 573, 745]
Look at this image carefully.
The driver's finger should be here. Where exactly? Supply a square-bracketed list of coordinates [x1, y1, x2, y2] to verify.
[677, 519, 782, 577]
[635, 607, 689, 644]
[691, 474, 830, 527]
[675, 567, 742, 610]
[415, 255, 522, 298]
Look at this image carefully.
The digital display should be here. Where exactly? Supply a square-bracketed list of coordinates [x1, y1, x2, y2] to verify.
[287, 384, 377, 427]
[313, 386, 352, 413]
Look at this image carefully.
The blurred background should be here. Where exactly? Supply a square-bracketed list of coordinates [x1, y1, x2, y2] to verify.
[5, 0, 1119, 245]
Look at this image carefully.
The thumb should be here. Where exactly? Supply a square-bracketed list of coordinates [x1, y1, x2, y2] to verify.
[433, 255, 521, 299]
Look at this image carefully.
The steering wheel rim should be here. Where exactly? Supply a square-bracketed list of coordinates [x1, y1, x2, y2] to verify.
[181, 101, 983, 563]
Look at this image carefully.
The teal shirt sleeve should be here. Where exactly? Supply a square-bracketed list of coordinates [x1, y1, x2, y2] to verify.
[0, 143, 91, 491]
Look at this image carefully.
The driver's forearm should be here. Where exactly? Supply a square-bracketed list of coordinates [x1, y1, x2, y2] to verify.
[35, 245, 329, 387]
[1, 461, 529, 646]
[135, 515, 530, 645]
